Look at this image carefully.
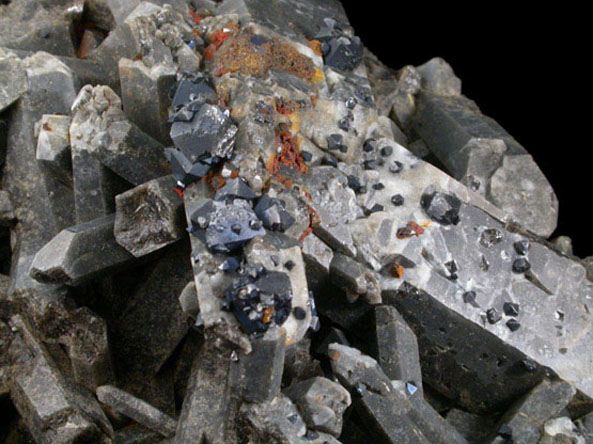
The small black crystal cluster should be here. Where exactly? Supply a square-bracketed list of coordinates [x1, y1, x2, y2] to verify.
[187, 178, 299, 334]
[166, 75, 303, 335]
[220, 264, 294, 335]
[314, 18, 363, 71]
[166, 73, 237, 187]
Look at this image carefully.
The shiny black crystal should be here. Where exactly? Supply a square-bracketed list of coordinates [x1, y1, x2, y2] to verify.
[253, 195, 295, 232]
[420, 191, 461, 225]
[503, 302, 520, 317]
[486, 308, 502, 324]
[512, 258, 531, 273]
[391, 194, 404, 206]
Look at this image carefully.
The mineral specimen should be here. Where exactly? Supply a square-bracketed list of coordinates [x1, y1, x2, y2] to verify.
[0, 0, 589, 443]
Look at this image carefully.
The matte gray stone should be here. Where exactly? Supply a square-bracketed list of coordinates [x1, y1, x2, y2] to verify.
[173, 338, 235, 444]
[70, 85, 133, 223]
[550, 236, 573, 256]
[70, 84, 168, 186]
[330, 252, 381, 304]
[89, 2, 195, 92]
[576, 411, 593, 443]
[36, 114, 73, 184]
[0, 190, 15, 226]
[0, 2, 76, 57]
[67, 307, 116, 392]
[539, 417, 585, 444]
[306, 166, 361, 257]
[114, 423, 164, 444]
[2, 52, 78, 335]
[214, 0, 349, 44]
[301, 233, 334, 289]
[105, 0, 189, 25]
[445, 408, 497, 444]
[240, 393, 342, 444]
[283, 337, 323, 387]
[413, 92, 558, 237]
[111, 241, 191, 384]
[119, 58, 176, 145]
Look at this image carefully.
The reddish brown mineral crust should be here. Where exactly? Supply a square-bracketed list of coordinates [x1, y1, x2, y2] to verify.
[298, 206, 319, 242]
[308, 39, 323, 56]
[173, 186, 184, 200]
[188, 9, 206, 24]
[212, 30, 316, 82]
[388, 261, 405, 279]
[262, 307, 274, 324]
[275, 97, 300, 115]
[397, 221, 426, 239]
[268, 130, 308, 179]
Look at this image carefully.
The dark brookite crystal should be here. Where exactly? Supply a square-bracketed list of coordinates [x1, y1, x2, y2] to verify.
[0, 1, 590, 443]
[220, 266, 293, 334]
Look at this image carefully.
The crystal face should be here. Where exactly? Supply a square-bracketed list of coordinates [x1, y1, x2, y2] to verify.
[221, 267, 293, 334]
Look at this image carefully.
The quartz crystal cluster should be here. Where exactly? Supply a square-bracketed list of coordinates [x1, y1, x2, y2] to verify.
[0, 0, 592, 443]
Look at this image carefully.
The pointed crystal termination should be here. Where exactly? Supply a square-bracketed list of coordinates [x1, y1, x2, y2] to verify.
[0, 48, 28, 112]
[114, 175, 185, 257]
[35, 114, 73, 184]
[284, 376, 352, 437]
[485, 379, 576, 443]
[374, 305, 423, 395]
[413, 92, 558, 237]
[70, 84, 169, 186]
[118, 58, 176, 145]
[29, 214, 135, 286]
[239, 393, 341, 444]
[328, 343, 468, 444]
[67, 307, 116, 392]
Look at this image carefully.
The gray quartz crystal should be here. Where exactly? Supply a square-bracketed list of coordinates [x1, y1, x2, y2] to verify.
[114, 175, 185, 257]
[284, 376, 351, 437]
[416, 57, 462, 97]
[119, 58, 176, 145]
[485, 379, 576, 444]
[329, 343, 467, 444]
[9, 316, 113, 444]
[374, 305, 423, 393]
[413, 92, 558, 237]
[0, 48, 28, 112]
[70, 84, 168, 186]
[97, 385, 177, 437]
[29, 214, 135, 286]
[36, 114, 73, 183]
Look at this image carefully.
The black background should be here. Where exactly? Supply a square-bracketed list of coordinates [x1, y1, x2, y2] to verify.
[340, 2, 591, 257]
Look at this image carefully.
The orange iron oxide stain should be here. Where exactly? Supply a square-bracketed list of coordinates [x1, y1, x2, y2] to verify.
[173, 186, 185, 200]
